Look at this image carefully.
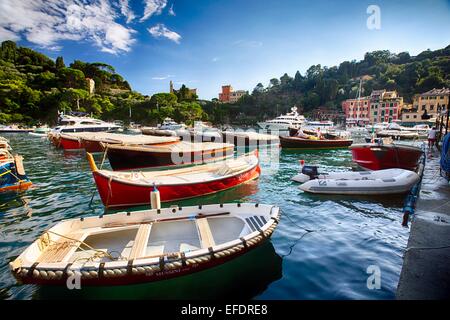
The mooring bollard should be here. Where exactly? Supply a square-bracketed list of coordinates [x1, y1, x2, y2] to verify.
[151, 183, 161, 209]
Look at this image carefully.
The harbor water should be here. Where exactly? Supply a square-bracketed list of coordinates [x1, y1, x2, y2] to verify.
[0, 133, 411, 299]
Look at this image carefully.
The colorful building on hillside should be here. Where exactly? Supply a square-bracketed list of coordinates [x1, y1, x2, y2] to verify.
[342, 89, 405, 124]
[375, 90, 404, 123]
[218, 85, 247, 103]
[401, 87, 449, 124]
[341, 96, 371, 125]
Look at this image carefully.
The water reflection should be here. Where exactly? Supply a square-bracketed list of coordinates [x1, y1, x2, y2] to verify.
[33, 241, 282, 300]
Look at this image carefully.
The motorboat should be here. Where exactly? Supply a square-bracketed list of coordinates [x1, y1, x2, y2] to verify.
[280, 135, 353, 149]
[159, 118, 186, 130]
[50, 113, 121, 134]
[10, 203, 280, 286]
[350, 142, 423, 171]
[302, 120, 335, 132]
[87, 151, 260, 208]
[296, 168, 419, 195]
[257, 107, 306, 131]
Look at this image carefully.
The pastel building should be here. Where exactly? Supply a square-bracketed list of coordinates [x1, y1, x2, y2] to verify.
[219, 85, 247, 103]
[374, 90, 403, 123]
[401, 87, 449, 123]
[341, 96, 371, 125]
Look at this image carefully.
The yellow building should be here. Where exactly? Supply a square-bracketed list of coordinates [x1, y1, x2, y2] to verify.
[401, 88, 449, 123]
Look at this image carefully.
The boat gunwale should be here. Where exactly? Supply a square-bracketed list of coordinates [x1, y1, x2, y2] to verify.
[10, 203, 280, 283]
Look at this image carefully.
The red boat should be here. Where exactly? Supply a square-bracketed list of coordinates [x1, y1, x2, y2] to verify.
[59, 134, 83, 150]
[280, 135, 353, 149]
[350, 143, 423, 171]
[87, 151, 260, 208]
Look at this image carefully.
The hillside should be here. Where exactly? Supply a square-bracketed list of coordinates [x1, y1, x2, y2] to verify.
[0, 41, 204, 126]
[204, 45, 450, 124]
[1, 41, 449, 126]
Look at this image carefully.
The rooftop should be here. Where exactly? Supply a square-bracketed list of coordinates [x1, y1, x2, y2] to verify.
[420, 87, 450, 96]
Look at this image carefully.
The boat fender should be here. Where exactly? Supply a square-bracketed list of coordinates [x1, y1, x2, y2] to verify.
[98, 262, 105, 278]
[151, 183, 161, 209]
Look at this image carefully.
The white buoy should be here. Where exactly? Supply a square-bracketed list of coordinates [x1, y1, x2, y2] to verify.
[151, 183, 161, 209]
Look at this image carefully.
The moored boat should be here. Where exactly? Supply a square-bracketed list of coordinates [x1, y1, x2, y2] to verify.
[297, 168, 420, 195]
[280, 135, 353, 149]
[0, 155, 32, 192]
[9, 202, 280, 286]
[87, 151, 260, 208]
[350, 143, 423, 171]
[105, 141, 235, 171]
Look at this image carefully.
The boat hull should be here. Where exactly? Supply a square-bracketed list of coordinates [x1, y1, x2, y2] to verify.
[299, 169, 419, 195]
[280, 136, 353, 149]
[59, 135, 82, 150]
[92, 164, 261, 208]
[106, 145, 235, 171]
[350, 144, 423, 171]
[10, 203, 280, 286]
[0, 161, 32, 192]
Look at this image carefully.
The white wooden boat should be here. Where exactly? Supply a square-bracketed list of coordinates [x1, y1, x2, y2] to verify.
[297, 168, 419, 195]
[10, 203, 280, 286]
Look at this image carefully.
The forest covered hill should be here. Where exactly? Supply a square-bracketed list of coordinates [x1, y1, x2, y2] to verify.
[1, 40, 449, 126]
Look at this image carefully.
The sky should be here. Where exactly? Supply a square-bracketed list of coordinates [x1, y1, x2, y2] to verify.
[1, 0, 450, 100]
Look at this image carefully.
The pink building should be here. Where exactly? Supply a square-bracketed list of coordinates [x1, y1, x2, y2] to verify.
[341, 96, 371, 125]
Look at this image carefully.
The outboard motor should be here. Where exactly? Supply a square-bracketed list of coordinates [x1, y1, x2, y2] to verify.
[291, 164, 319, 183]
[301, 165, 319, 179]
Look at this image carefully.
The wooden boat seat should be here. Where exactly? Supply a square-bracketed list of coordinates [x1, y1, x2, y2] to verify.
[196, 218, 215, 248]
[129, 224, 152, 259]
[38, 232, 86, 263]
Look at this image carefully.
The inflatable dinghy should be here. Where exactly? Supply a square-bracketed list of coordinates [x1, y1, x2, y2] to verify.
[297, 168, 419, 195]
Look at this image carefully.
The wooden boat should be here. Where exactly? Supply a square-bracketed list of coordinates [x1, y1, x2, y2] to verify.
[9, 203, 280, 286]
[87, 151, 260, 208]
[350, 143, 423, 171]
[0, 155, 32, 192]
[280, 135, 353, 149]
[105, 141, 235, 171]
[80, 133, 179, 153]
[57, 132, 179, 152]
[298, 169, 420, 195]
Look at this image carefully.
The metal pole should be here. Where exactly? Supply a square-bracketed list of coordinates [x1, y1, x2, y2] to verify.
[445, 103, 449, 135]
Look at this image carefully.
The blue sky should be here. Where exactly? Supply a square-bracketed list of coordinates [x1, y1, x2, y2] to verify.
[1, 0, 450, 99]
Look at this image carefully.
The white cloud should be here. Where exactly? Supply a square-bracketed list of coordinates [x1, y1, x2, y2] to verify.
[148, 23, 181, 44]
[233, 40, 263, 48]
[0, 27, 20, 42]
[152, 74, 174, 80]
[118, 0, 136, 23]
[168, 4, 176, 16]
[140, 0, 167, 22]
[0, 0, 136, 54]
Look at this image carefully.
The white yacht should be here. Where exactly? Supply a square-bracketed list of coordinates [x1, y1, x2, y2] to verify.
[257, 107, 306, 131]
[303, 120, 335, 132]
[159, 118, 186, 130]
[51, 113, 121, 133]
